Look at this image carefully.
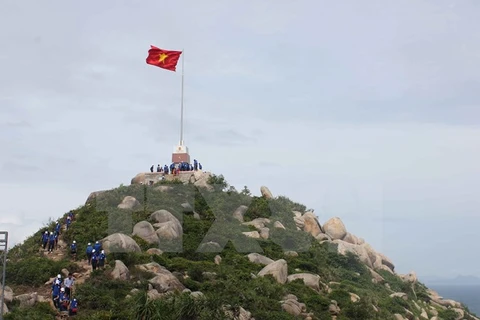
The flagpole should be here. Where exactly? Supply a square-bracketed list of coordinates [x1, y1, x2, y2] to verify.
[180, 49, 185, 146]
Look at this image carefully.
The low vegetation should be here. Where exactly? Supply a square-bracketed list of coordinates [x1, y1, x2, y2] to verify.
[3, 174, 477, 319]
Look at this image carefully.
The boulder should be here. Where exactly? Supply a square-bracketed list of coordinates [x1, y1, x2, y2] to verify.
[281, 298, 305, 316]
[150, 210, 179, 224]
[146, 248, 163, 256]
[332, 240, 373, 268]
[101, 233, 141, 254]
[257, 259, 288, 284]
[233, 205, 248, 222]
[260, 186, 273, 199]
[242, 231, 260, 239]
[154, 221, 182, 240]
[117, 196, 141, 210]
[328, 300, 340, 315]
[242, 218, 270, 230]
[1, 286, 13, 303]
[323, 217, 347, 240]
[14, 292, 37, 307]
[390, 292, 408, 300]
[1, 302, 7, 315]
[259, 227, 269, 239]
[302, 212, 322, 237]
[148, 269, 185, 293]
[343, 232, 359, 245]
[349, 292, 360, 302]
[273, 221, 286, 229]
[400, 271, 417, 283]
[315, 233, 331, 242]
[132, 221, 159, 244]
[197, 241, 222, 252]
[214, 255, 222, 265]
[287, 273, 321, 292]
[85, 190, 107, 204]
[111, 260, 130, 280]
[247, 253, 274, 266]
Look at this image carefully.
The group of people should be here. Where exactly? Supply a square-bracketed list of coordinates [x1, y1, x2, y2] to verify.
[41, 211, 74, 253]
[150, 159, 203, 175]
[40, 211, 79, 315]
[84, 241, 107, 271]
[51, 272, 78, 315]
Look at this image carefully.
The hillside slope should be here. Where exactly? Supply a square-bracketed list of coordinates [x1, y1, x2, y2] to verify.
[1, 171, 478, 320]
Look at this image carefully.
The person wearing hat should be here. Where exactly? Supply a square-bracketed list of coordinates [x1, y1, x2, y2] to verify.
[48, 232, 56, 253]
[94, 241, 102, 252]
[59, 287, 69, 311]
[69, 298, 78, 315]
[55, 220, 61, 235]
[91, 249, 98, 271]
[98, 250, 106, 269]
[51, 282, 60, 309]
[70, 240, 77, 260]
[41, 231, 49, 250]
[86, 243, 93, 265]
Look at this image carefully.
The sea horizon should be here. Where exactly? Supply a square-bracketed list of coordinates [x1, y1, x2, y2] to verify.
[427, 284, 480, 316]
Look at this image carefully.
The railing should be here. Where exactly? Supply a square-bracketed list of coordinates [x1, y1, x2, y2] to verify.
[0, 231, 8, 320]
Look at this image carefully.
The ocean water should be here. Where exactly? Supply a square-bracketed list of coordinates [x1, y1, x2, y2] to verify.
[428, 285, 480, 316]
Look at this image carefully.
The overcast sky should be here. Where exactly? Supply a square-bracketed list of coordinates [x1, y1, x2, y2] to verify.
[1, 1, 479, 279]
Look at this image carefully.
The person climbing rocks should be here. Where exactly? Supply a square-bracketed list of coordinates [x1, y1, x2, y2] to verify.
[66, 215, 72, 230]
[199, 163, 202, 170]
[69, 298, 78, 316]
[150, 165, 154, 172]
[52, 282, 60, 309]
[70, 240, 77, 260]
[48, 232, 55, 253]
[157, 164, 161, 172]
[55, 220, 61, 235]
[56, 274, 63, 286]
[98, 250, 106, 269]
[42, 231, 49, 250]
[91, 249, 98, 271]
[54, 231, 59, 250]
[164, 164, 169, 174]
[68, 210, 74, 221]
[64, 273, 74, 298]
[86, 243, 93, 264]
[194, 159, 198, 171]
[59, 287, 68, 311]
[94, 241, 102, 252]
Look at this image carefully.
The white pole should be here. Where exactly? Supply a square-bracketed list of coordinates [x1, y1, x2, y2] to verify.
[180, 49, 185, 146]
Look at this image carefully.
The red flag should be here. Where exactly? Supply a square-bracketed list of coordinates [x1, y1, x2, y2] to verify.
[146, 45, 182, 71]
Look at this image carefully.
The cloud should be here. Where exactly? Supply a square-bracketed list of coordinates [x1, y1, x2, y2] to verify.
[1, 0, 479, 278]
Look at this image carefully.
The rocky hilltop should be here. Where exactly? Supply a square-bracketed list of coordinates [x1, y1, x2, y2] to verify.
[1, 171, 477, 320]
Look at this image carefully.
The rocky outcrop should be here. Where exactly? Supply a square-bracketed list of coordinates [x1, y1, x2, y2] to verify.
[14, 292, 37, 307]
[111, 260, 130, 280]
[137, 262, 185, 294]
[260, 186, 273, 199]
[0, 286, 13, 303]
[257, 259, 288, 284]
[302, 212, 322, 237]
[117, 196, 141, 210]
[85, 190, 107, 204]
[287, 273, 321, 292]
[101, 233, 141, 254]
[131, 171, 213, 190]
[132, 221, 159, 244]
[151, 210, 182, 240]
[322, 217, 347, 240]
[247, 253, 274, 266]
[233, 205, 248, 222]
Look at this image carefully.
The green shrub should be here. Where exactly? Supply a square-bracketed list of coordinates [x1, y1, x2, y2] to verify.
[6, 257, 80, 287]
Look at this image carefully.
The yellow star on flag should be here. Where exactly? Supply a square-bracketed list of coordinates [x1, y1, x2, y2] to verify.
[158, 53, 168, 63]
